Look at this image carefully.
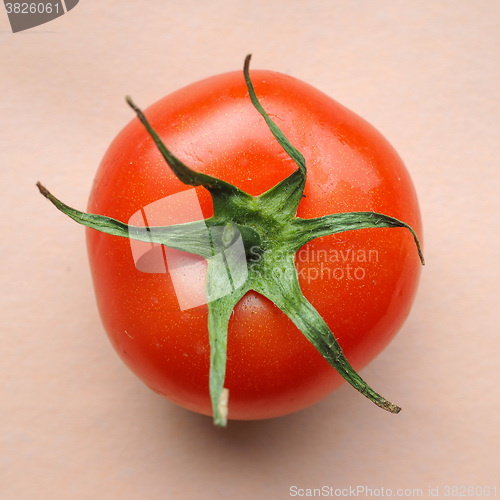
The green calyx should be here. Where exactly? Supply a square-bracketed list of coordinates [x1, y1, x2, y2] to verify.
[37, 54, 424, 427]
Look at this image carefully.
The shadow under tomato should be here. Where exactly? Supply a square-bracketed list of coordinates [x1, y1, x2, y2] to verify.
[161, 389, 351, 455]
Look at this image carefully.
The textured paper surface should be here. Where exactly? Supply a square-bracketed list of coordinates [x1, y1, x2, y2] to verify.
[1, 1, 498, 498]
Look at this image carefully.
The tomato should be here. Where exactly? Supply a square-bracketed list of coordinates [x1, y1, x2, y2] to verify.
[41, 58, 423, 423]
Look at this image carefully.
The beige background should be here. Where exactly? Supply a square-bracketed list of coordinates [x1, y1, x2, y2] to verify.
[1, 1, 499, 499]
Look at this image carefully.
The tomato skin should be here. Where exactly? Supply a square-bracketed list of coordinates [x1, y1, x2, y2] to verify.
[87, 69, 422, 420]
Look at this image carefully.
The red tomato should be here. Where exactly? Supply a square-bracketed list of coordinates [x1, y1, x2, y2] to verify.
[86, 68, 422, 420]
